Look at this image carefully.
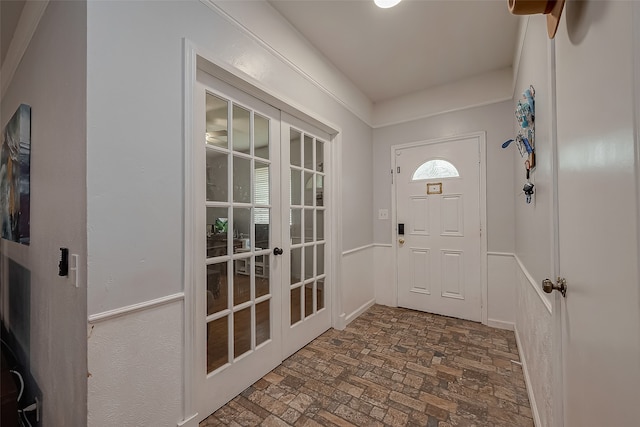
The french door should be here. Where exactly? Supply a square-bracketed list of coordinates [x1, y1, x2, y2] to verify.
[281, 113, 332, 358]
[193, 72, 331, 420]
[193, 73, 283, 416]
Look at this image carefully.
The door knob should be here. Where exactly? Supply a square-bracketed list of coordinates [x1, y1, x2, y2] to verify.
[542, 277, 567, 297]
[273, 247, 283, 256]
[398, 238, 405, 245]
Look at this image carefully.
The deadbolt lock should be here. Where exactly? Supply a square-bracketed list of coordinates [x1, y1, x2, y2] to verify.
[542, 277, 567, 297]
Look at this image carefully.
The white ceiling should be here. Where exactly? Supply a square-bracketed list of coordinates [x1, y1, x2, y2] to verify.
[1, 0, 519, 106]
[268, 0, 519, 103]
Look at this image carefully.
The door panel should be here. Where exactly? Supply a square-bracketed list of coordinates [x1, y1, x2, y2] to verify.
[441, 195, 463, 236]
[195, 74, 282, 418]
[410, 249, 430, 293]
[395, 137, 481, 321]
[281, 113, 332, 358]
[555, 3, 640, 426]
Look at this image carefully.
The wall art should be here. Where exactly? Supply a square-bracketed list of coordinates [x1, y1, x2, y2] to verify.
[1, 104, 31, 245]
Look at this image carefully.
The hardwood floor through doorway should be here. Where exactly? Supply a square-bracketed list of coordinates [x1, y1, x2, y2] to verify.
[201, 305, 533, 427]
[206, 271, 323, 373]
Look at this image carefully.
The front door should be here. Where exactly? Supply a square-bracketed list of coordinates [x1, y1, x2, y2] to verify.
[395, 136, 482, 321]
[554, 2, 640, 426]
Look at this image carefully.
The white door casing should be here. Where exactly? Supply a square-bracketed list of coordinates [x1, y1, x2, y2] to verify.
[554, 2, 640, 426]
[394, 134, 485, 322]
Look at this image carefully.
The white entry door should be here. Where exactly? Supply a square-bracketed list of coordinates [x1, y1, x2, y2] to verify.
[554, 3, 640, 426]
[192, 72, 332, 420]
[395, 136, 482, 321]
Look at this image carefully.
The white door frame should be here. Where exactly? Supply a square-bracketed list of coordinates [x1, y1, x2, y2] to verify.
[180, 39, 343, 426]
[390, 132, 488, 325]
[548, 35, 564, 427]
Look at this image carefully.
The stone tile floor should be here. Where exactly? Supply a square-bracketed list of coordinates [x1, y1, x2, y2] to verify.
[201, 305, 533, 426]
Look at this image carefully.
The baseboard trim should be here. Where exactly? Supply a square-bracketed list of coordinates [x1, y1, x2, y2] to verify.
[514, 325, 542, 427]
[344, 298, 376, 326]
[334, 312, 347, 331]
[177, 412, 199, 427]
[487, 319, 515, 331]
[88, 293, 185, 324]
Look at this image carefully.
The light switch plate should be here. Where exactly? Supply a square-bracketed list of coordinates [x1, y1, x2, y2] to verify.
[378, 209, 389, 220]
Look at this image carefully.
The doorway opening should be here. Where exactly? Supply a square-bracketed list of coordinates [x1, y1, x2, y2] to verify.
[184, 51, 341, 423]
[392, 133, 487, 323]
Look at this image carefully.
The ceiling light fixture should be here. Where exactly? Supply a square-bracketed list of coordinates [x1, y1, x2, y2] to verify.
[374, 0, 401, 9]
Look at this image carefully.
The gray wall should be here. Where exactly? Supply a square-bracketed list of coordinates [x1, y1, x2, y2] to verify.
[0, 1, 87, 425]
[86, 2, 373, 422]
[512, 15, 554, 427]
[87, 0, 374, 316]
[513, 17, 554, 298]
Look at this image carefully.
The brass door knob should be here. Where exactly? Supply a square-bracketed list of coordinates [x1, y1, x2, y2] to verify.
[542, 277, 567, 297]
[398, 238, 405, 244]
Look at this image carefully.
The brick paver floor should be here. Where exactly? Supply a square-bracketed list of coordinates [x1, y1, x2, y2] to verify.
[201, 304, 533, 426]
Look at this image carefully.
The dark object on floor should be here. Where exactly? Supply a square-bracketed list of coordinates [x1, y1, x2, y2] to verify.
[1, 351, 19, 427]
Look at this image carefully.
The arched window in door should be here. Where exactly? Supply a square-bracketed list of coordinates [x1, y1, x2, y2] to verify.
[412, 159, 459, 180]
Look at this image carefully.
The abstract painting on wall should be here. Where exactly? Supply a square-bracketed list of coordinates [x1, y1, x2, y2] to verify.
[1, 104, 31, 245]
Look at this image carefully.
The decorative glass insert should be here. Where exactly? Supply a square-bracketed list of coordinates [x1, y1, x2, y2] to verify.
[412, 159, 459, 180]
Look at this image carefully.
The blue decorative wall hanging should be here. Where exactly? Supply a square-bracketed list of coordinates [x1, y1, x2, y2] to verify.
[502, 86, 536, 203]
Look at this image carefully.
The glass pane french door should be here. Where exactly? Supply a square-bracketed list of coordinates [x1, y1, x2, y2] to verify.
[194, 74, 282, 419]
[193, 74, 333, 421]
[281, 112, 332, 358]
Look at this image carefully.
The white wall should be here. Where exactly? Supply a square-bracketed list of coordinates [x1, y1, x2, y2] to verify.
[373, 244, 394, 307]
[86, 1, 373, 424]
[87, 300, 183, 426]
[511, 15, 555, 427]
[341, 246, 375, 325]
[487, 253, 516, 330]
[514, 260, 552, 427]
[0, 1, 87, 425]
